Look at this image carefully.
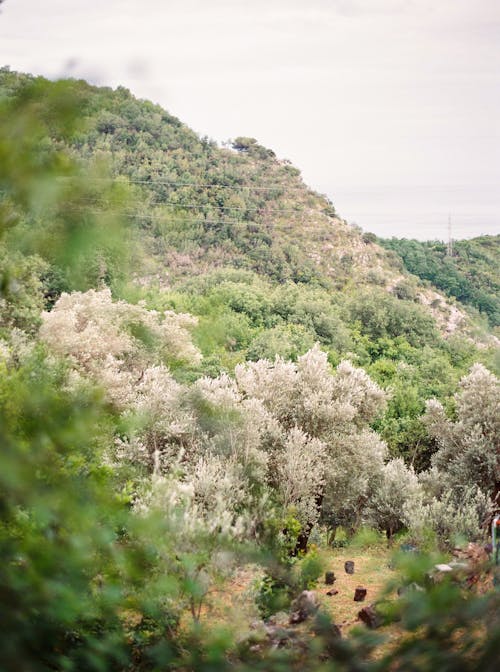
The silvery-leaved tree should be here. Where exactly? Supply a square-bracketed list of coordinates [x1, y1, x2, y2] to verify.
[423, 363, 500, 505]
[235, 345, 388, 551]
[366, 458, 421, 543]
[40, 288, 201, 473]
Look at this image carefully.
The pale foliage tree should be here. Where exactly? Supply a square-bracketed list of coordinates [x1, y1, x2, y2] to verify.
[42, 307, 391, 553]
[190, 373, 273, 483]
[41, 289, 202, 475]
[408, 363, 500, 546]
[275, 427, 327, 530]
[187, 453, 248, 518]
[423, 363, 500, 501]
[322, 429, 388, 537]
[40, 288, 201, 408]
[117, 365, 194, 474]
[367, 458, 421, 542]
[403, 485, 492, 546]
[235, 345, 388, 547]
[136, 472, 247, 622]
[235, 346, 387, 439]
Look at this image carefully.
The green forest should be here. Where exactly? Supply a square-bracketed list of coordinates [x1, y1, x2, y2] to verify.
[1, 69, 499, 671]
[379, 235, 500, 327]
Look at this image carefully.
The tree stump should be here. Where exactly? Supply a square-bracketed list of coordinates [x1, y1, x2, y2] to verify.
[358, 604, 381, 628]
[353, 587, 367, 602]
[344, 561, 355, 574]
[325, 571, 336, 585]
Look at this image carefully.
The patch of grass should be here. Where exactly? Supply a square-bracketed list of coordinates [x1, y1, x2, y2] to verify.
[348, 526, 386, 551]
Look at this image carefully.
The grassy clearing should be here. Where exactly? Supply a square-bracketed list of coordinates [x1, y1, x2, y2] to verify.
[315, 545, 396, 632]
[197, 543, 398, 642]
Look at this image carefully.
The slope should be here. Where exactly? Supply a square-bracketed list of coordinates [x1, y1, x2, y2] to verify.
[378, 236, 500, 329]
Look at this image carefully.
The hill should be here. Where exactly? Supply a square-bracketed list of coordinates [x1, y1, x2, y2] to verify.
[378, 235, 500, 329]
[1, 66, 406, 290]
[0, 68, 498, 471]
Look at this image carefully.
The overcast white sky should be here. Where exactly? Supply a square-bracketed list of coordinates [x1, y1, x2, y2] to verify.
[1, 0, 499, 239]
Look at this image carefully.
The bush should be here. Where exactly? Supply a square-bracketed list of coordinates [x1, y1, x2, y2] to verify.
[297, 548, 324, 589]
[254, 575, 292, 619]
[247, 323, 315, 361]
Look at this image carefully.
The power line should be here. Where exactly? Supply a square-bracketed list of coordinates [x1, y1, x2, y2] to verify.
[76, 198, 314, 216]
[72, 199, 498, 219]
[63, 207, 244, 226]
[60, 176, 314, 193]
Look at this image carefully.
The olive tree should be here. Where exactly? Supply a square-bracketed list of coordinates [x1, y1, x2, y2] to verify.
[423, 363, 500, 503]
[235, 346, 388, 550]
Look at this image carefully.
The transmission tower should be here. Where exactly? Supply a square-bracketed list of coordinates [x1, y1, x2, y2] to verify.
[447, 214, 453, 256]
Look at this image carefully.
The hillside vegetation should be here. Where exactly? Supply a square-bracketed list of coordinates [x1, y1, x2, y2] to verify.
[379, 235, 500, 328]
[1, 69, 499, 671]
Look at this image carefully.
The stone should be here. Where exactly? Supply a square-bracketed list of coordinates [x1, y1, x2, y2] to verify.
[326, 589, 339, 596]
[344, 561, 355, 574]
[325, 571, 336, 585]
[264, 624, 297, 647]
[267, 611, 291, 627]
[289, 610, 307, 624]
[353, 587, 367, 602]
[434, 563, 453, 572]
[289, 590, 319, 624]
[358, 604, 382, 629]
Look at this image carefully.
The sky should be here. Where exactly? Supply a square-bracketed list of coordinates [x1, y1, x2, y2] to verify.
[1, 0, 499, 240]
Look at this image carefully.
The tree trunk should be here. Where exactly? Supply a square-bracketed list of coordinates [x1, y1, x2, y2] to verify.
[292, 493, 324, 556]
[327, 526, 337, 546]
[294, 530, 310, 555]
[152, 432, 160, 476]
[492, 481, 500, 508]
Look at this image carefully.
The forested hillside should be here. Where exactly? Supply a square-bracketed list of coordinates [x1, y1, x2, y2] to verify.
[5, 68, 411, 290]
[1, 68, 497, 465]
[379, 235, 500, 328]
[1, 69, 499, 671]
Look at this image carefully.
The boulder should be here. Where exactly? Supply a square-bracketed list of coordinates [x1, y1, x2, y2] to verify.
[358, 604, 382, 629]
[267, 611, 291, 627]
[289, 590, 319, 624]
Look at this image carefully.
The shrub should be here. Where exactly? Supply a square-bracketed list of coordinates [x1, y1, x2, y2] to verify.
[297, 548, 324, 590]
[254, 574, 292, 619]
[348, 526, 385, 550]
